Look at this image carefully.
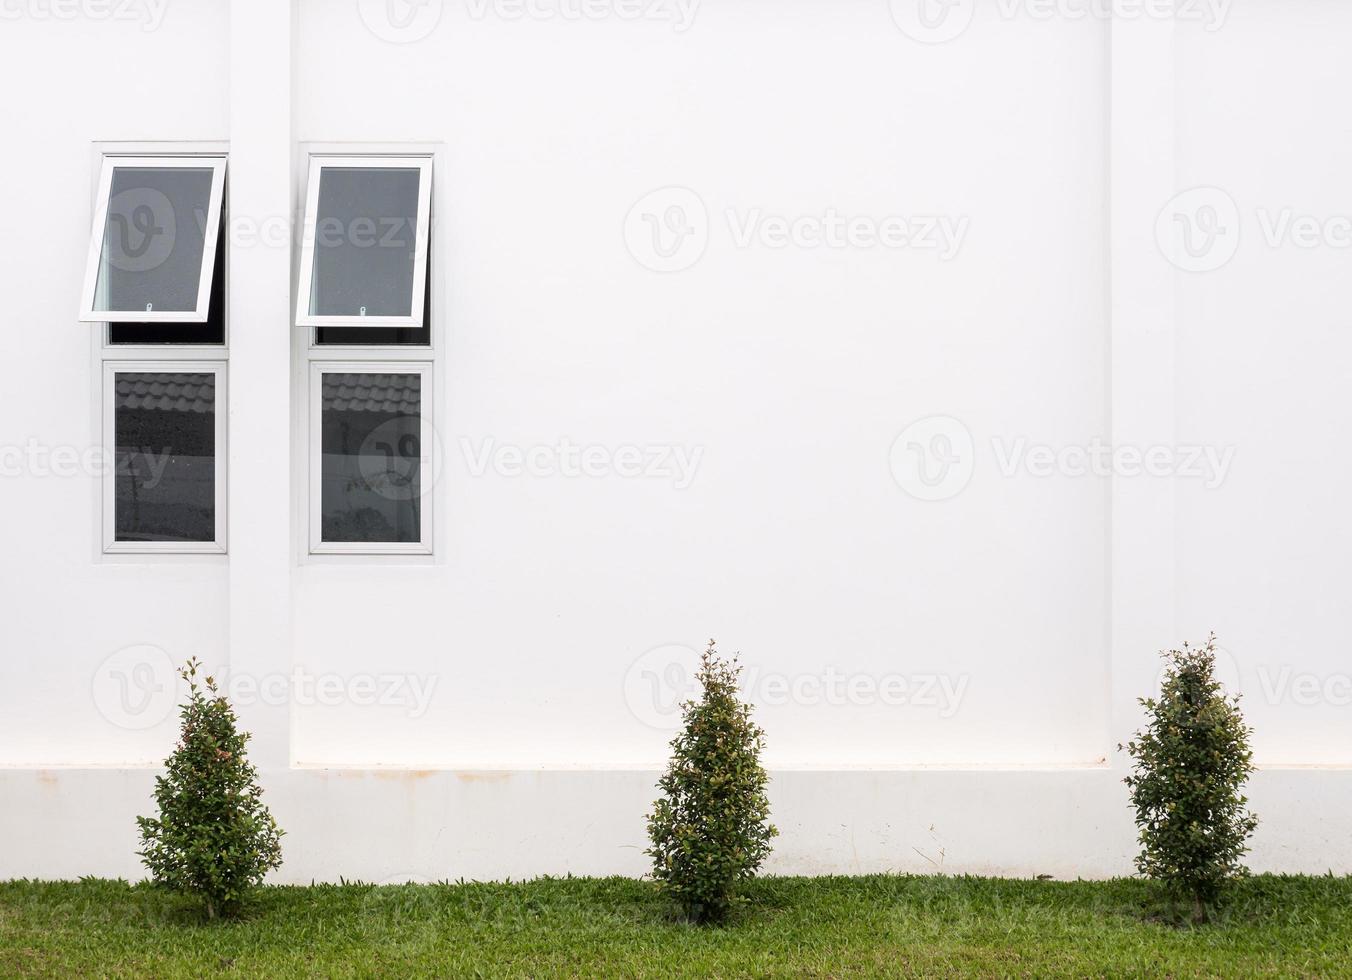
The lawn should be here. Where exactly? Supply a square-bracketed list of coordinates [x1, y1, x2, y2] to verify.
[2, 874, 1350, 978]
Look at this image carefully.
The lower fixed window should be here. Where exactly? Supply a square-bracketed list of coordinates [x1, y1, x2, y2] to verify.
[102, 362, 227, 554]
[308, 361, 433, 555]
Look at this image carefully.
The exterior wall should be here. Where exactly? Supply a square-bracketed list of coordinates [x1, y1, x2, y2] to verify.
[0, 0, 1349, 881]
[1173, 7, 1352, 765]
[0, 1, 231, 767]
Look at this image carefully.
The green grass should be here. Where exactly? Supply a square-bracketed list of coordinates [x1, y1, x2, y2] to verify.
[2, 874, 1350, 978]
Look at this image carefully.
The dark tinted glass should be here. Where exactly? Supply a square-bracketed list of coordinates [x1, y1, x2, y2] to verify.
[114, 372, 216, 542]
[315, 273, 429, 346]
[109, 226, 225, 344]
[320, 372, 423, 543]
[308, 167, 421, 318]
[95, 167, 214, 315]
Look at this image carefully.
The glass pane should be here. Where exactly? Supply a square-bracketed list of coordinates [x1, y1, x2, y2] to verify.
[309, 167, 421, 318]
[313, 277, 429, 346]
[95, 167, 215, 315]
[315, 323, 428, 345]
[315, 275, 429, 346]
[320, 372, 423, 543]
[114, 372, 216, 542]
[109, 226, 226, 345]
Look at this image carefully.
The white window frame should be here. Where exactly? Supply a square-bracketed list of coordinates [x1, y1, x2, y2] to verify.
[308, 360, 434, 556]
[102, 360, 228, 555]
[79, 155, 227, 323]
[295, 155, 433, 330]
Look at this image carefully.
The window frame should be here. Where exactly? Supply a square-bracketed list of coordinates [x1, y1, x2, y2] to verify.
[79, 155, 228, 324]
[307, 360, 434, 556]
[101, 359, 228, 556]
[294, 155, 434, 330]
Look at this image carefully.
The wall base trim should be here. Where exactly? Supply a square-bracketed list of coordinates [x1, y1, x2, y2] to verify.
[4, 768, 1348, 883]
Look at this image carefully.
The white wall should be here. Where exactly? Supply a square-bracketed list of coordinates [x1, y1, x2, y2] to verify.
[1173, 3, 1352, 765]
[289, 0, 1109, 769]
[0, 0, 1349, 881]
[0, 0, 230, 766]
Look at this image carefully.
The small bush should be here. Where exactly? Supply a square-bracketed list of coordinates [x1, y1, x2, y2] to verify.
[137, 658, 284, 919]
[1121, 633, 1257, 923]
[646, 640, 777, 923]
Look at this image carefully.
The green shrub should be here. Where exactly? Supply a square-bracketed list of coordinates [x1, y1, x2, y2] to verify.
[645, 640, 777, 923]
[137, 658, 284, 919]
[1121, 633, 1258, 923]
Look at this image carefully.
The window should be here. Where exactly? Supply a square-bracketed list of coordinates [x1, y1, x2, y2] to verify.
[80, 157, 227, 322]
[309, 363, 433, 555]
[300, 150, 436, 558]
[295, 156, 433, 329]
[89, 150, 228, 556]
[108, 227, 226, 345]
[102, 362, 227, 554]
[314, 273, 430, 346]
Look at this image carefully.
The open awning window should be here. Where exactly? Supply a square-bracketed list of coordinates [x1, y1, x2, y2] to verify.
[295, 156, 433, 329]
[79, 156, 227, 323]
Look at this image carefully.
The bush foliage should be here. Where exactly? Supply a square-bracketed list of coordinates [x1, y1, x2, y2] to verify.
[137, 659, 284, 919]
[646, 640, 777, 923]
[1122, 633, 1257, 922]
